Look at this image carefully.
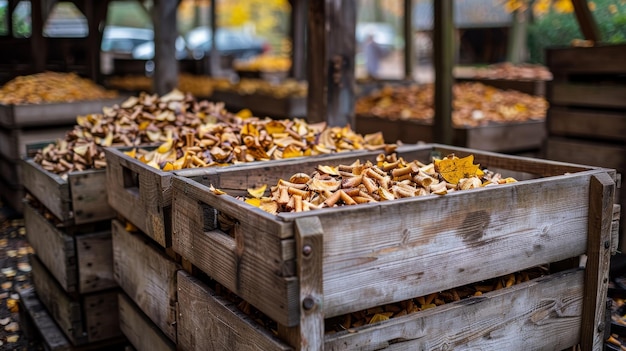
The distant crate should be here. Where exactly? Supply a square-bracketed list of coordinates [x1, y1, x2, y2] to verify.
[171, 144, 617, 350]
[211, 91, 306, 119]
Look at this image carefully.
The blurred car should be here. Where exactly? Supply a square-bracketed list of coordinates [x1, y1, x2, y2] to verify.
[101, 26, 154, 55]
[184, 27, 269, 60]
[132, 36, 189, 60]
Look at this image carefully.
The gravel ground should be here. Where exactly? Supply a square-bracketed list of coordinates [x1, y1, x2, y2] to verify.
[0, 201, 42, 351]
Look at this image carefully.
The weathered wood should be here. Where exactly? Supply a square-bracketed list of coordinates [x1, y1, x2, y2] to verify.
[550, 82, 626, 109]
[295, 217, 324, 350]
[22, 158, 71, 222]
[612, 204, 621, 255]
[305, 0, 327, 124]
[0, 155, 20, 188]
[0, 176, 23, 213]
[545, 137, 626, 172]
[580, 173, 615, 350]
[82, 290, 123, 343]
[112, 220, 179, 342]
[324, 269, 583, 350]
[118, 293, 175, 351]
[76, 232, 116, 294]
[548, 107, 626, 142]
[68, 170, 115, 225]
[176, 270, 293, 351]
[289, 0, 307, 81]
[432, 0, 454, 144]
[171, 144, 613, 327]
[31, 255, 86, 345]
[571, 0, 601, 42]
[0, 98, 125, 128]
[0, 125, 72, 161]
[18, 286, 72, 351]
[546, 44, 626, 76]
[151, 0, 178, 95]
[24, 202, 77, 293]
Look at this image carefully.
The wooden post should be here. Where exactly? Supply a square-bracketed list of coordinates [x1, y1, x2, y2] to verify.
[295, 217, 324, 351]
[30, 0, 46, 72]
[152, 0, 179, 95]
[506, 7, 529, 64]
[290, 0, 307, 81]
[581, 172, 615, 350]
[306, 0, 356, 127]
[432, 0, 454, 145]
[571, 0, 601, 43]
[403, 0, 413, 79]
[82, 1, 109, 82]
[208, 0, 220, 76]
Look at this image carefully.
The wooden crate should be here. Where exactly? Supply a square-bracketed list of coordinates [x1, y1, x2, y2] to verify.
[177, 268, 588, 351]
[30, 255, 123, 346]
[112, 219, 180, 342]
[171, 144, 617, 350]
[0, 98, 125, 128]
[454, 77, 547, 96]
[104, 144, 422, 248]
[0, 125, 72, 161]
[0, 175, 24, 213]
[210, 91, 306, 119]
[0, 155, 21, 187]
[23, 201, 115, 295]
[21, 159, 114, 225]
[118, 293, 176, 351]
[356, 115, 545, 153]
[547, 107, 626, 142]
[545, 137, 626, 173]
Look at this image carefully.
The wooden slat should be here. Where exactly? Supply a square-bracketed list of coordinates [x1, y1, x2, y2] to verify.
[550, 82, 626, 109]
[24, 202, 77, 293]
[31, 255, 86, 345]
[0, 176, 23, 213]
[581, 172, 615, 350]
[0, 125, 72, 161]
[83, 290, 123, 343]
[278, 172, 599, 317]
[545, 137, 626, 172]
[324, 269, 582, 350]
[22, 159, 71, 223]
[112, 220, 179, 342]
[17, 286, 72, 351]
[0, 155, 20, 186]
[118, 293, 175, 351]
[176, 271, 293, 351]
[547, 44, 626, 75]
[76, 231, 116, 294]
[69, 171, 116, 224]
[548, 107, 626, 142]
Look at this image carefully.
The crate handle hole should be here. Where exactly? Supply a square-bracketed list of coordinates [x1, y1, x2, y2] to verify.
[122, 165, 140, 197]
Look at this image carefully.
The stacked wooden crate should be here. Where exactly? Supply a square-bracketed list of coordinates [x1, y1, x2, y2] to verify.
[107, 141, 619, 350]
[0, 98, 123, 212]
[544, 44, 626, 248]
[21, 156, 125, 348]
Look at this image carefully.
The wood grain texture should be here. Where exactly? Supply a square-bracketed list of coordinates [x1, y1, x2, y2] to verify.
[112, 220, 179, 342]
[76, 232, 116, 294]
[545, 137, 626, 172]
[24, 202, 77, 293]
[0, 155, 21, 186]
[550, 82, 626, 109]
[21, 159, 71, 223]
[324, 269, 583, 350]
[31, 255, 86, 345]
[581, 173, 615, 350]
[546, 44, 626, 75]
[18, 286, 72, 351]
[83, 290, 123, 342]
[118, 293, 175, 351]
[548, 107, 626, 142]
[69, 171, 115, 224]
[176, 270, 292, 351]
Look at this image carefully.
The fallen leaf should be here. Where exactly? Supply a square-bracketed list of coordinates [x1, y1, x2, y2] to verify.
[245, 198, 261, 207]
[17, 262, 31, 273]
[0, 292, 8, 299]
[369, 313, 390, 324]
[1, 268, 16, 278]
[434, 155, 484, 185]
[6, 299, 18, 313]
[6, 335, 19, 343]
[4, 322, 18, 332]
[18, 227, 26, 235]
[1, 282, 12, 290]
[0, 318, 10, 326]
[209, 185, 226, 195]
[247, 184, 267, 199]
[0, 239, 7, 248]
[6, 250, 16, 258]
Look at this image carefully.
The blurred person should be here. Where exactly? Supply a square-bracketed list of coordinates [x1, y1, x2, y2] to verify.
[364, 33, 387, 79]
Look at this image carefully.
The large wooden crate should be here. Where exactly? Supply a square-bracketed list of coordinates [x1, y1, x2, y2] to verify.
[171, 144, 617, 350]
[23, 201, 115, 295]
[0, 98, 125, 129]
[104, 144, 420, 248]
[356, 116, 545, 154]
[0, 125, 72, 161]
[21, 159, 113, 225]
[454, 77, 547, 96]
[112, 219, 180, 342]
[118, 293, 176, 351]
[210, 91, 306, 119]
[30, 255, 123, 346]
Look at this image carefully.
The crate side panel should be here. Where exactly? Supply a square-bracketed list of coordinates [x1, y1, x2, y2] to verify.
[0, 126, 71, 161]
[0, 156, 21, 186]
[463, 121, 546, 153]
[548, 107, 626, 142]
[545, 138, 626, 172]
[355, 116, 401, 144]
[24, 202, 76, 293]
[82, 290, 123, 343]
[112, 220, 179, 341]
[21, 159, 71, 222]
[76, 231, 116, 294]
[547, 45, 626, 75]
[69, 170, 115, 224]
[177, 271, 293, 351]
[118, 293, 175, 351]
[30, 255, 86, 345]
[325, 269, 582, 351]
[297, 173, 595, 317]
[0, 177, 24, 213]
[550, 82, 626, 109]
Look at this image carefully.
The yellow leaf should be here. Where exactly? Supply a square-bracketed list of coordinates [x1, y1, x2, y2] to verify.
[247, 184, 267, 199]
[241, 123, 259, 137]
[138, 121, 151, 131]
[368, 313, 390, 324]
[265, 120, 286, 135]
[157, 139, 173, 153]
[236, 108, 253, 119]
[125, 222, 138, 232]
[209, 185, 226, 195]
[245, 198, 262, 207]
[434, 155, 483, 185]
[554, 0, 574, 13]
[163, 162, 174, 171]
[283, 144, 303, 159]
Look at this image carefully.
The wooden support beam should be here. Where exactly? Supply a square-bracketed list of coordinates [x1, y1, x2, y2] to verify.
[306, 0, 356, 127]
[208, 0, 220, 76]
[290, 0, 307, 80]
[83, 1, 109, 82]
[30, 0, 46, 72]
[403, 0, 413, 79]
[571, 0, 601, 42]
[152, 0, 179, 95]
[432, 0, 454, 145]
